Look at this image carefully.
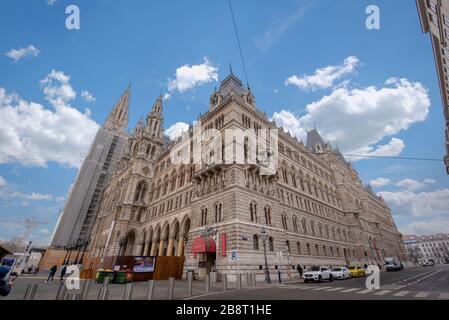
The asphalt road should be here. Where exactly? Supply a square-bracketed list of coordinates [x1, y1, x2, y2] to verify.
[2, 265, 448, 300]
[192, 265, 449, 300]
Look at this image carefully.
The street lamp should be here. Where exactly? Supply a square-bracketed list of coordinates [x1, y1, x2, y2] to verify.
[260, 228, 271, 284]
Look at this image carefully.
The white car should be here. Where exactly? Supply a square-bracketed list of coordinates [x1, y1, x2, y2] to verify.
[330, 267, 351, 280]
[303, 266, 333, 283]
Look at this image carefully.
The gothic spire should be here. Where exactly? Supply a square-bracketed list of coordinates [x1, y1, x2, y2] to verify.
[104, 86, 130, 134]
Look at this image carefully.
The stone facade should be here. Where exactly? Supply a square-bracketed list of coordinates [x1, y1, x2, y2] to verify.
[88, 72, 410, 280]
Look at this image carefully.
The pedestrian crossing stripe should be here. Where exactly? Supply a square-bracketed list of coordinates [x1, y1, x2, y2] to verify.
[356, 289, 373, 294]
[340, 288, 359, 293]
[415, 291, 431, 298]
[326, 287, 346, 292]
[312, 287, 332, 291]
[393, 291, 410, 297]
[438, 293, 449, 300]
[374, 290, 391, 296]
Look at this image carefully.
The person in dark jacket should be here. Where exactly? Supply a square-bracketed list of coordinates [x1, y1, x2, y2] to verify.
[296, 264, 303, 279]
[60, 265, 67, 282]
[46, 265, 57, 283]
[0, 267, 13, 297]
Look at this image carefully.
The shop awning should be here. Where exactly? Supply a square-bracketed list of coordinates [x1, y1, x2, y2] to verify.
[191, 236, 216, 254]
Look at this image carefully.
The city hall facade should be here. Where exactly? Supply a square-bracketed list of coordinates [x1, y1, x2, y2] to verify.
[87, 71, 409, 279]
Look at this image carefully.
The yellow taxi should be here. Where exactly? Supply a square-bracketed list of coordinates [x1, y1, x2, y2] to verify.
[348, 266, 366, 278]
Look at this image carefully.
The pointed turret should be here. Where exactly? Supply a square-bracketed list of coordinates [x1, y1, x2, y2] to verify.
[104, 86, 130, 134]
[306, 128, 327, 154]
[145, 95, 164, 140]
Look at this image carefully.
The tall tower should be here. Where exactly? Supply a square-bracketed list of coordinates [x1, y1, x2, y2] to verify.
[50, 87, 130, 249]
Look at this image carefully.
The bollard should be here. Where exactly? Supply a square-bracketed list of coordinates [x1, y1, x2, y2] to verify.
[167, 277, 175, 300]
[123, 282, 134, 300]
[252, 273, 257, 287]
[236, 274, 242, 289]
[79, 279, 92, 300]
[205, 274, 210, 293]
[223, 274, 228, 291]
[187, 272, 193, 296]
[246, 273, 251, 287]
[98, 287, 108, 300]
[55, 282, 64, 300]
[146, 280, 155, 300]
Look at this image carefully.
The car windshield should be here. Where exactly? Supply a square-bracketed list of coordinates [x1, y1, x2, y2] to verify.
[309, 267, 320, 272]
[332, 268, 342, 271]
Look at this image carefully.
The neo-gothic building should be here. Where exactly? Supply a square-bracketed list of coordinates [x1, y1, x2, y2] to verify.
[88, 71, 410, 279]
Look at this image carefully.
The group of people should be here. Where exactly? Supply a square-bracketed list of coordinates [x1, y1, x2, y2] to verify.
[45, 264, 68, 283]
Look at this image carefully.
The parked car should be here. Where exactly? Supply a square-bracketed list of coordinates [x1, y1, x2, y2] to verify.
[348, 266, 366, 278]
[422, 259, 435, 267]
[330, 267, 352, 280]
[385, 257, 404, 271]
[303, 266, 333, 283]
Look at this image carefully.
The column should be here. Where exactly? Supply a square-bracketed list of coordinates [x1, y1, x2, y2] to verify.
[150, 241, 158, 256]
[158, 240, 164, 256]
[167, 237, 175, 256]
[177, 236, 185, 257]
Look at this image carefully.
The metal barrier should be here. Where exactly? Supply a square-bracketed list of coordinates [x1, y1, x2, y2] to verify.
[236, 274, 242, 289]
[97, 277, 110, 300]
[167, 277, 175, 300]
[123, 282, 134, 300]
[205, 274, 211, 293]
[187, 272, 193, 296]
[80, 279, 92, 300]
[223, 274, 228, 290]
[146, 280, 155, 300]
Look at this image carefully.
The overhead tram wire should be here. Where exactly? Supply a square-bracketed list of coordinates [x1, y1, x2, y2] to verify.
[228, 0, 250, 88]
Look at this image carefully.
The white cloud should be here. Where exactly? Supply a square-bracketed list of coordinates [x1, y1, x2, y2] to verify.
[396, 178, 427, 192]
[5, 45, 40, 63]
[272, 77, 430, 159]
[47, 0, 58, 5]
[424, 179, 436, 184]
[4, 191, 54, 202]
[168, 57, 218, 94]
[399, 218, 449, 236]
[165, 122, 189, 141]
[370, 177, 391, 188]
[285, 56, 360, 91]
[0, 176, 6, 188]
[0, 70, 99, 168]
[39, 228, 51, 235]
[81, 90, 96, 103]
[380, 188, 449, 217]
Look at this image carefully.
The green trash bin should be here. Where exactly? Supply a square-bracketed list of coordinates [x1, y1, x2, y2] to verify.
[104, 270, 114, 283]
[115, 271, 126, 284]
[96, 269, 105, 283]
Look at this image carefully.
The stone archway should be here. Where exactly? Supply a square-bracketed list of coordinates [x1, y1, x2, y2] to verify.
[124, 231, 136, 256]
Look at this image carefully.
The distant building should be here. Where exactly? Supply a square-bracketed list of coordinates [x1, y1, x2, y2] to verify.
[416, 0, 449, 174]
[49, 87, 130, 249]
[0, 244, 12, 261]
[403, 234, 449, 265]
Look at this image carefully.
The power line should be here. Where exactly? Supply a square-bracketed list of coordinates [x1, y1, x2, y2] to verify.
[228, 0, 250, 87]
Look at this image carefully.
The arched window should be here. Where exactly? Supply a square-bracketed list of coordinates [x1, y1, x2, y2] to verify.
[268, 237, 274, 252]
[264, 206, 272, 226]
[286, 240, 291, 254]
[134, 181, 148, 203]
[307, 243, 311, 255]
[214, 203, 222, 223]
[292, 216, 298, 233]
[297, 242, 301, 255]
[253, 235, 259, 250]
[250, 202, 258, 223]
[281, 214, 288, 230]
[146, 144, 152, 156]
[315, 244, 320, 256]
[201, 208, 208, 226]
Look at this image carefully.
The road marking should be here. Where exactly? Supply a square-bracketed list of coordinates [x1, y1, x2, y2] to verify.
[340, 288, 359, 293]
[326, 287, 346, 292]
[437, 293, 449, 300]
[415, 291, 431, 298]
[382, 285, 406, 290]
[393, 291, 410, 297]
[374, 290, 391, 296]
[356, 289, 374, 294]
[312, 287, 332, 291]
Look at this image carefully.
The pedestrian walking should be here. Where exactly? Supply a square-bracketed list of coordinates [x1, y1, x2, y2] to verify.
[60, 265, 67, 282]
[46, 265, 57, 283]
[364, 263, 368, 269]
[296, 264, 303, 279]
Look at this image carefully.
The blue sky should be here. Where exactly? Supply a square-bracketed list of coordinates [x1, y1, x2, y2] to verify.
[0, 0, 448, 246]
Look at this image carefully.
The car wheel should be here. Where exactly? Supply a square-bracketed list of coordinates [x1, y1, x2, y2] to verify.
[318, 275, 322, 283]
[329, 275, 333, 282]
[304, 279, 309, 283]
